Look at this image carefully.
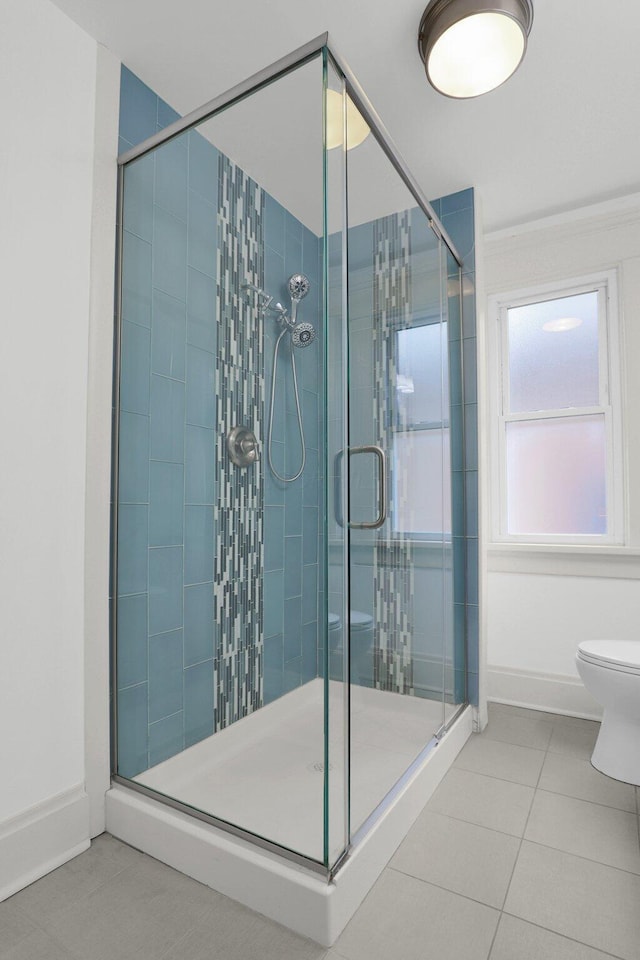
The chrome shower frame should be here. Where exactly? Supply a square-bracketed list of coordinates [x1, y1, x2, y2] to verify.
[111, 33, 466, 882]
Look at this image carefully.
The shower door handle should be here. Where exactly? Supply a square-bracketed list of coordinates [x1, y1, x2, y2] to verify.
[338, 445, 387, 530]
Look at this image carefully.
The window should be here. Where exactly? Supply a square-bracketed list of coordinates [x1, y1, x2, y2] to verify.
[393, 321, 451, 538]
[489, 272, 622, 544]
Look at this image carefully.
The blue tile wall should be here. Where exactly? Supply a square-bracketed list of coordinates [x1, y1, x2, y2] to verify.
[117, 683, 148, 778]
[262, 205, 322, 702]
[151, 290, 186, 380]
[184, 660, 214, 747]
[117, 65, 324, 776]
[116, 594, 148, 689]
[149, 712, 184, 767]
[149, 629, 184, 722]
[184, 582, 214, 666]
[439, 188, 478, 706]
[117, 68, 221, 775]
[149, 546, 183, 636]
[149, 461, 184, 547]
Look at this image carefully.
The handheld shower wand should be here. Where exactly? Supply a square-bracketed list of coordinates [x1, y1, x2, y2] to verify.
[267, 274, 315, 483]
[288, 273, 311, 324]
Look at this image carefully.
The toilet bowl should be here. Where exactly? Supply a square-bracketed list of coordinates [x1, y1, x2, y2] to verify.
[328, 611, 375, 685]
[576, 640, 640, 785]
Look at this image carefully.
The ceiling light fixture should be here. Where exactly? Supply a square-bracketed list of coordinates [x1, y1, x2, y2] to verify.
[542, 317, 583, 333]
[418, 0, 534, 99]
[325, 89, 370, 150]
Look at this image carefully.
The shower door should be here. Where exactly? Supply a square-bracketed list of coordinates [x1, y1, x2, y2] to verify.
[332, 74, 466, 835]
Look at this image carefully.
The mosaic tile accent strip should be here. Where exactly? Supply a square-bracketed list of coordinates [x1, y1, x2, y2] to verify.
[372, 211, 415, 694]
[214, 155, 265, 728]
[217, 156, 264, 371]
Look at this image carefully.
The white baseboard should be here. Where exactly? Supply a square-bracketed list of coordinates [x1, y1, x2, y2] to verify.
[0, 786, 90, 902]
[487, 665, 603, 720]
[106, 707, 472, 946]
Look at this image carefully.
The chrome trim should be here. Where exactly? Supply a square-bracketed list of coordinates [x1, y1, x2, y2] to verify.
[442, 700, 471, 732]
[227, 425, 260, 467]
[110, 164, 125, 775]
[340, 68, 353, 859]
[454, 265, 469, 704]
[112, 775, 332, 878]
[348, 445, 387, 530]
[118, 33, 329, 166]
[116, 34, 462, 269]
[350, 735, 439, 848]
[348, 703, 470, 856]
[328, 844, 352, 883]
[325, 46, 463, 267]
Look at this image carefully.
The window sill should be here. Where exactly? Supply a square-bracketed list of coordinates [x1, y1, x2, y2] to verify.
[487, 542, 640, 579]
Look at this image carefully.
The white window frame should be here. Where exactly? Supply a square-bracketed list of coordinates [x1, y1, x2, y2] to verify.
[488, 269, 624, 546]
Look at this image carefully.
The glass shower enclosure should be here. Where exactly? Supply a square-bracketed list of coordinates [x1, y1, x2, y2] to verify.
[112, 35, 467, 875]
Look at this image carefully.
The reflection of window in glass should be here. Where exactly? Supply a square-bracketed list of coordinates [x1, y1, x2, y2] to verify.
[393, 322, 450, 538]
[491, 274, 622, 543]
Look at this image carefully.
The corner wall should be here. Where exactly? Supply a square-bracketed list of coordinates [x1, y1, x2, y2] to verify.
[0, 0, 119, 898]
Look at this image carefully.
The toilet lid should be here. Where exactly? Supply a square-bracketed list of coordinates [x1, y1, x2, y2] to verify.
[578, 640, 640, 673]
[350, 610, 374, 631]
[327, 611, 373, 631]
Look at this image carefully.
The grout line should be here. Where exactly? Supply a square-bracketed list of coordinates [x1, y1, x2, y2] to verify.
[422, 807, 530, 843]
[499, 911, 628, 960]
[454, 761, 541, 790]
[521, 836, 640, 880]
[535, 784, 638, 816]
[479, 732, 551, 752]
[487, 715, 548, 959]
[475, 706, 607, 960]
[387, 866, 502, 916]
[485, 916, 501, 960]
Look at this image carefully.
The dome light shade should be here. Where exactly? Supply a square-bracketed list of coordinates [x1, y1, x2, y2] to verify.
[418, 0, 533, 99]
[325, 89, 370, 150]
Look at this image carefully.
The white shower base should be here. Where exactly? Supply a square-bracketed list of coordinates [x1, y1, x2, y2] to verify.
[106, 682, 472, 945]
[134, 679, 444, 863]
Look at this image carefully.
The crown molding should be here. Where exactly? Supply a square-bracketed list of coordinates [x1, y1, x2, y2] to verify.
[485, 192, 640, 246]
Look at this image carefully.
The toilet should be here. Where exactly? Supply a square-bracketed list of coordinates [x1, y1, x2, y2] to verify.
[576, 639, 640, 785]
[328, 610, 375, 686]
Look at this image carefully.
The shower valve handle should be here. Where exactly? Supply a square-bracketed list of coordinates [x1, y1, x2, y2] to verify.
[228, 426, 260, 468]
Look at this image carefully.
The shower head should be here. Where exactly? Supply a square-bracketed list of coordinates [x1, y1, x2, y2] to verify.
[288, 274, 310, 324]
[288, 274, 310, 301]
[291, 321, 316, 348]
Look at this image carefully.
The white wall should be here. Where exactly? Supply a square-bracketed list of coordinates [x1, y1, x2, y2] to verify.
[0, 0, 118, 898]
[482, 196, 640, 717]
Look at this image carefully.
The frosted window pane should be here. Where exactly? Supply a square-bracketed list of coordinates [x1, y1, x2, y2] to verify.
[506, 415, 606, 535]
[394, 429, 451, 535]
[396, 323, 447, 426]
[508, 292, 599, 412]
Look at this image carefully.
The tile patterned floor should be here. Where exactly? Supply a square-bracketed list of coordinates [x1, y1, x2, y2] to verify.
[2, 704, 639, 960]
